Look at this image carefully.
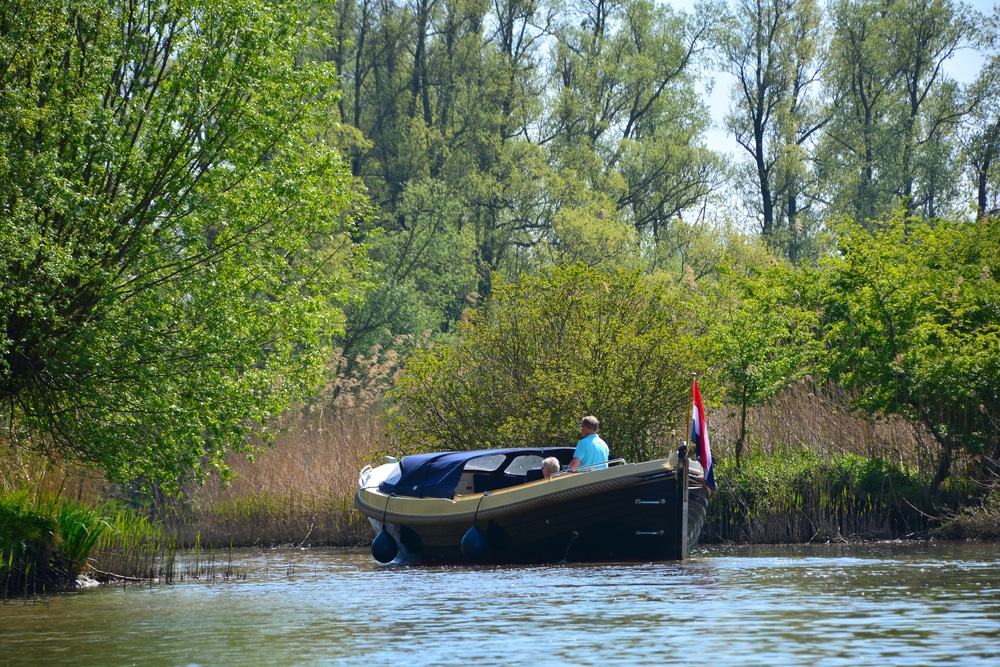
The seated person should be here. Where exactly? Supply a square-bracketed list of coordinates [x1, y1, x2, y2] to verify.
[568, 415, 609, 470]
[540, 457, 561, 479]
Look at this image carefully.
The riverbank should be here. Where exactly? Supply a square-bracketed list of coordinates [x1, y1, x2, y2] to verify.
[3, 392, 998, 595]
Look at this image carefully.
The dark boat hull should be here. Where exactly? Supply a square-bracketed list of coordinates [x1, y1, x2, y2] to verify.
[359, 467, 710, 564]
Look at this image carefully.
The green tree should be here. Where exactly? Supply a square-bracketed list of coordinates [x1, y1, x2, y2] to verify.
[548, 0, 722, 255]
[820, 0, 972, 223]
[337, 179, 478, 363]
[720, 0, 825, 261]
[813, 213, 1000, 491]
[961, 7, 1000, 218]
[388, 264, 711, 462]
[0, 0, 363, 489]
[328, 0, 553, 361]
[711, 262, 819, 468]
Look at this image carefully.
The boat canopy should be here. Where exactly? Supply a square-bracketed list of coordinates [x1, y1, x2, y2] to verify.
[379, 447, 577, 499]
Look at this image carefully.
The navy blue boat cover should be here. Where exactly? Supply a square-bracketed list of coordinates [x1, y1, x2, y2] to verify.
[379, 447, 576, 499]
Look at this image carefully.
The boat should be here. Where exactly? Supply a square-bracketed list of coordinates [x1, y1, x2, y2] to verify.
[354, 444, 713, 564]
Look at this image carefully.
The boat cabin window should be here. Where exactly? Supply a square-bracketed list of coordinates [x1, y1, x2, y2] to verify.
[504, 455, 543, 476]
[463, 454, 507, 472]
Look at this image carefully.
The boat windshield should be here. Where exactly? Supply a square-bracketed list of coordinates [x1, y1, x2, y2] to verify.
[503, 455, 544, 476]
[464, 454, 506, 472]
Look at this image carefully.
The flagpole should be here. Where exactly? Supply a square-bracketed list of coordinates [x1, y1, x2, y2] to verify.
[676, 373, 695, 560]
[686, 373, 696, 458]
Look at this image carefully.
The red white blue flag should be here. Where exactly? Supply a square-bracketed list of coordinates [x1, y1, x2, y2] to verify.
[690, 379, 716, 491]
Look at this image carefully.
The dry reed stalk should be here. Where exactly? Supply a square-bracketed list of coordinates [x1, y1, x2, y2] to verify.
[0, 445, 107, 506]
[177, 404, 386, 547]
[710, 382, 931, 470]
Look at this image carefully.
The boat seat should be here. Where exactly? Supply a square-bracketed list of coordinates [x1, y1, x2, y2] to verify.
[473, 473, 524, 493]
[525, 468, 544, 482]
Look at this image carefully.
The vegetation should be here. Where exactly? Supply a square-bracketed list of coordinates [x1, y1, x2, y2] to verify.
[1, 0, 999, 594]
[388, 264, 712, 461]
[0, 0, 365, 490]
[809, 214, 1000, 491]
[1, 492, 107, 595]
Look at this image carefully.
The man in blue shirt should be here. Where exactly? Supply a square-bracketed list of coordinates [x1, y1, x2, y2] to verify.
[569, 415, 609, 470]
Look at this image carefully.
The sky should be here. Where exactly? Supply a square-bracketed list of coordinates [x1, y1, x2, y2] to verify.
[665, 0, 998, 158]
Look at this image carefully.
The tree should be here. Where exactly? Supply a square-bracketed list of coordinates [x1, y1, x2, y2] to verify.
[711, 262, 819, 468]
[960, 7, 1000, 218]
[720, 0, 824, 261]
[388, 264, 712, 462]
[548, 0, 722, 254]
[813, 213, 1000, 492]
[0, 0, 363, 489]
[820, 0, 972, 223]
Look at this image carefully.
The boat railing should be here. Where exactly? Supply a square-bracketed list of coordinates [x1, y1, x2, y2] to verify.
[551, 458, 626, 479]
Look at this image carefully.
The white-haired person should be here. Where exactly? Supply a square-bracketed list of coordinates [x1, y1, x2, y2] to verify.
[540, 457, 561, 479]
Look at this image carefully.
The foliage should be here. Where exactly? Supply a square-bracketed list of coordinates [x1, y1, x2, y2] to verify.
[961, 6, 1000, 217]
[51, 499, 107, 577]
[706, 446, 932, 543]
[819, 0, 972, 223]
[811, 212, 1000, 490]
[0, 492, 57, 595]
[388, 264, 712, 461]
[710, 261, 821, 466]
[0, 0, 364, 490]
[337, 180, 478, 367]
[1, 492, 109, 593]
[719, 0, 824, 260]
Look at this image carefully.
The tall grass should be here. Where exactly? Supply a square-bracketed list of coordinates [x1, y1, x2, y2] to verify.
[169, 404, 384, 548]
[89, 509, 176, 582]
[703, 447, 936, 543]
[50, 500, 107, 577]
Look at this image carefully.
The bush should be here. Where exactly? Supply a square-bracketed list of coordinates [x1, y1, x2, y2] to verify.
[1, 493, 58, 595]
[388, 264, 711, 461]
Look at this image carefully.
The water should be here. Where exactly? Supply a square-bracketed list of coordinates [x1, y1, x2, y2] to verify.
[2, 542, 998, 666]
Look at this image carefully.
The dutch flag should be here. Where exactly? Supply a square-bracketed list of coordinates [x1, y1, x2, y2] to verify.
[690, 379, 717, 492]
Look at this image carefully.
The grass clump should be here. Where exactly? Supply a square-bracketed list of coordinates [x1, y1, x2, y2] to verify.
[1, 492, 57, 596]
[1, 492, 109, 595]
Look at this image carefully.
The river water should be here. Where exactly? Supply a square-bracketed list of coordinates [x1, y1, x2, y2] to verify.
[2, 542, 998, 666]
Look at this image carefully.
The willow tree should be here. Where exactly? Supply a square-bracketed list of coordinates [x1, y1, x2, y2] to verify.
[721, 0, 824, 262]
[961, 7, 1000, 218]
[0, 0, 363, 489]
[547, 0, 723, 260]
[819, 0, 973, 223]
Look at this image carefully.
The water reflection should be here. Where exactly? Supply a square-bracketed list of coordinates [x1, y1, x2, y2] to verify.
[1, 543, 998, 667]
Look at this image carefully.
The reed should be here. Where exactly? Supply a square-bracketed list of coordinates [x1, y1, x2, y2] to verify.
[703, 446, 937, 543]
[170, 404, 385, 548]
[88, 508, 176, 582]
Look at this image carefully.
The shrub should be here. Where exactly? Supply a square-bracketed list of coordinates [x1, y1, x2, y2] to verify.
[388, 264, 711, 461]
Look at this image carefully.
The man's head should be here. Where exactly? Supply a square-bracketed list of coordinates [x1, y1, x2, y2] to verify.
[581, 415, 599, 434]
